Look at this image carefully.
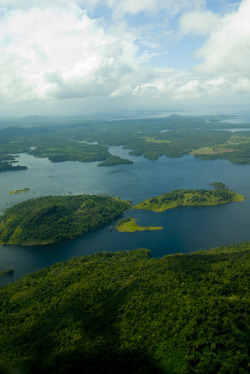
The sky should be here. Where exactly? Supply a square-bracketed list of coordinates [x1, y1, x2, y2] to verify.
[0, 0, 250, 117]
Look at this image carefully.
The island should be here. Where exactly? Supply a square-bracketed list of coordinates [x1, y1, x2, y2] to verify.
[97, 155, 133, 166]
[0, 162, 27, 172]
[9, 188, 30, 194]
[0, 268, 14, 277]
[1, 114, 250, 166]
[115, 217, 162, 232]
[0, 243, 249, 374]
[0, 195, 130, 246]
[133, 183, 245, 212]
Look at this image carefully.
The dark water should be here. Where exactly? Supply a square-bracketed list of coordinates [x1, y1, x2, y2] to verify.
[1, 146, 250, 286]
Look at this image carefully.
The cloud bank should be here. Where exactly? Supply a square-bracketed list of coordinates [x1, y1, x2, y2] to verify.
[0, 0, 249, 115]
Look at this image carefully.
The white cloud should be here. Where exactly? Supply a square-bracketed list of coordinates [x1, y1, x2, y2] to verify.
[80, 0, 205, 18]
[179, 10, 220, 36]
[195, 0, 250, 79]
[0, 0, 249, 115]
[0, 5, 139, 103]
[232, 77, 250, 92]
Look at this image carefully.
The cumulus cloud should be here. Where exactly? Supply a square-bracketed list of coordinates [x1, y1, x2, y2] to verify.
[195, 0, 250, 79]
[0, 0, 249, 115]
[0, 5, 139, 103]
[179, 10, 220, 36]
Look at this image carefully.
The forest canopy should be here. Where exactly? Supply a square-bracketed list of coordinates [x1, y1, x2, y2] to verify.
[0, 195, 130, 246]
[133, 183, 245, 212]
[0, 243, 249, 374]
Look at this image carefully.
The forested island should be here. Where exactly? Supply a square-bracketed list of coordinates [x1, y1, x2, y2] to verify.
[133, 183, 245, 212]
[97, 155, 133, 166]
[0, 162, 27, 172]
[0, 195, 130, 246]
[0, 154, 27, 172]
[115, 217, 162, 232]
[0, 243, 249, 374]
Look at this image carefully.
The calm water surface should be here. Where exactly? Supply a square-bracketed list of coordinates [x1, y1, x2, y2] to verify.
[1, 146, 250, 286]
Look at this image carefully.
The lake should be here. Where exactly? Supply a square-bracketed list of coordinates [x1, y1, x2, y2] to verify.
[1, 145, 250, 286]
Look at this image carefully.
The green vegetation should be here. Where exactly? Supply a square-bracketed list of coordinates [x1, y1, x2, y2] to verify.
[133, 183, 245, 212]
[0, 243, 249, 374]
[0, 268, 14, 277]
[98, 155, 133, 166]
[29, 140, 110, 163]
[0, 162, 27, 172]
[0, 154, 28, 172]
[115, 217, 162, 232]
[0, 195, 130, 246]
[1, 114, 250, 167]
[9, 188, 30, 194]
[191, 132, 250, 164]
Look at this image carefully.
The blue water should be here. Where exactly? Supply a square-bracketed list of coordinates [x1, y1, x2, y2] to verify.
[1, 146, 250, 286]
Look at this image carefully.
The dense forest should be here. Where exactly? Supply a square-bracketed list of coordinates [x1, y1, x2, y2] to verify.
[0, 151, 28, 172]
[1, 115, 250, 170]
[0, 243, 249, 374]
[0, 195, 130, 246]
[133, 183, 245, 212]
[0, 154, 27, 172]
[0, 115, 249, 373]
[97, 155, 133, 166]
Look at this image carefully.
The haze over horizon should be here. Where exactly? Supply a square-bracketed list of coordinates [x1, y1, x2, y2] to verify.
[1, 0, 250, 118]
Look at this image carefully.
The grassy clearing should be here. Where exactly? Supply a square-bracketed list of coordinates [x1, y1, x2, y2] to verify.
[116, 218, 163, 232]
[9, 188, 30, 194]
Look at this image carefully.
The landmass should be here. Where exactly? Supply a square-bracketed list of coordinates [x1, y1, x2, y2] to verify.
[0, 268, 14, 277]
[98, 155, 133, 166]
[1, 114, 250, 166]
[0, 162, 27, 172]
[9, 188, 30, 194]
[0, 195, 130, 246]
[0, 154, 28, 172]
[0, 243, 249, 374]
[133, 183, 245, 212]
[115, 217, 162, 232]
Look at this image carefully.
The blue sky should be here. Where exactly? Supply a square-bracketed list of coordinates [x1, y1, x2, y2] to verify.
[0, 0, 249, 117]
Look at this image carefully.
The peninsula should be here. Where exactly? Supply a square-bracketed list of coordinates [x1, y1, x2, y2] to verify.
[115, 217, 162, 232]
[0, 195, 130, 246]
[133, 182, 245, 212]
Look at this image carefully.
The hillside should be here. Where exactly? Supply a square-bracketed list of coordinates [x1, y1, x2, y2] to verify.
[0, 243, 249, 373]
[0, 195, 130, 246]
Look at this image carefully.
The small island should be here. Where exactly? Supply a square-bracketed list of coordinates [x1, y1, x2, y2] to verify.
[0, 195, 130, 246]
[133, 182, 245, 212]
[98, 155, 133, 166]
[9, 188, 30, 194]
[0, 268, 14, 277]
[115, 217, 162, 232]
